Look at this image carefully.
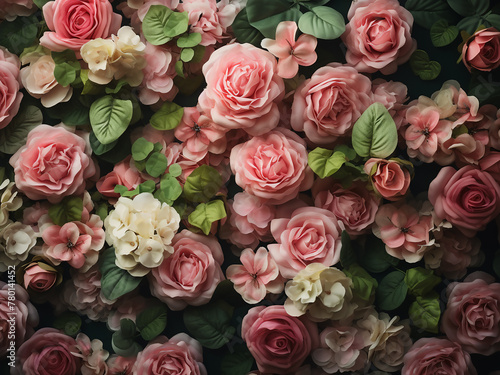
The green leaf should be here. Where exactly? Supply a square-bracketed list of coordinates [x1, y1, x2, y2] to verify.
[53, 312, 82, 337]
[105, 80, 130, 95]
[359, 238, 400, 273]
[53, 61, 80, 87]
[112, 331, 142, 357]
[344, 264, 378, 303]
[131, 137, 154, 162]
[51, 50, 78, 64]
[33, 0, 51, 8]
[405, 0, 457, 29]
[191, 45, 206, 63]
[430, 19, 459, 47]
[154, 173, 183, 205]
[183, 165, 223, 203]
[146, 152, 168, 177]
[232, 8, 265, 46]
[0, 105, 42, 154]
[175, 60, 185, 78]
[169, 163, 182, 178]
[164, 11, 189, 37]
[48, 196, 83, 226]
[90, 96, 133, 145]
[409, 294, 441, 333]
[308, 148, 349, 179]
[352, 103, 398, 158]
[100, 248, 142, 300]
[405, 267, 441, 297]
[484, 13, 500, 29]
[142, 5, 174, 45]
[180, 48, 195, 62]
[299, 0, 330, 10]
[409, 49, 441, 81]
[44, 94, 90, 126]
[188, 200, 226, 235]
[457, 15, 482, 34]
[246, 0, 302, 38]
[221, 344, 254, 375]
[298, 6, 345, 39]
[376, 271, 408, 311]
[177, 32, 202, 48]
[0, 14, 39, 55]
[340, 231, 356, 268]
[119, 318, 137, 339]
[150, 101, 184, 131]
[447, 0, 489, 17]
[90, 132, 118, 156]
[184, 300, 236, 349]
[136, 305, 168, 341]
[117, 180, 156, 198]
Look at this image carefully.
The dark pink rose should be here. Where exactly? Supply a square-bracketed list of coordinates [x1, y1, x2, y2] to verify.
[242, 305, 318, 374]
[364, 158, 411, 201]
[402, 337, 476, 375]
[441, 272, 500, 355]
[9, 125, 97, 203]
[342, 0, 417, 75]
[198, 43, 285, 136]
[230, 128, 313, 205]
[14, 328, 81, 375]
[479, 151, 500, 183]
[23, 264, 59, 292]
[428, 165, 500, 236]
[133, 333, 207, 375]
[40, 0, 122, 55]
[462, 27, 500, 72]
[149, 230, 224, 310]
[0, 47, 23, 129]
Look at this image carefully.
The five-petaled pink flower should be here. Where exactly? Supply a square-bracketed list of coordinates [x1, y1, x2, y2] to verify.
[261, 21, 318, 79]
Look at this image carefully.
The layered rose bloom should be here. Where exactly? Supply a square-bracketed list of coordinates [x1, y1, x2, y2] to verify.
[462, 27, 500, 72]
[364, 158, 411, 201]
[0, 47, 23, 129]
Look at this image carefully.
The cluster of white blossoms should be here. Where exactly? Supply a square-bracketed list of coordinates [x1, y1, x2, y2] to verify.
[104, 193, 180, 277]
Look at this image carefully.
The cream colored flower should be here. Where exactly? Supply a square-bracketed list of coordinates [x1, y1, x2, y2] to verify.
[112, 26, 146, 86]
[356, 312, 406, 358]
[0, 221, 37, 271]
[104, 193, 180, 277]
[371, 323, 412, 372]
[81, 38, 116, 85]
[0, 181, 22, 227]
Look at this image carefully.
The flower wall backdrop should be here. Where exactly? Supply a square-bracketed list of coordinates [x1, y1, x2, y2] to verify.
[1, 0, 500, 374]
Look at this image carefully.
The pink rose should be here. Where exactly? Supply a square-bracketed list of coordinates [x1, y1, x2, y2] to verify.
[0, 47, 23, 129]
[268, 207, 342, 279]
[364, 158, 411, 201]
[14, 328, 82, 375]
[40, 0, 122, 55]
[242, 305, 318, 374]
[107, 355, 135, 375]
[23, 264, 59, 292]
[198, 43, 285, 136]
[149, 230, 224, 310]
[428, 166, 500, 236]
[462, 27, 500, 72]
[342, 0, 417, 74]
[480, 151, 500, 183]
[371, 79, 409, 129]
[97, 156, 145, 200]
[290, 64, 372, 145]
[441, 272, 500, 355]
[9, 125, 97, 203]
[133, 333, 207, 375]
[402, 337, 476, 375]
[230, 128, 313, 205]
[179, 0, 227, 46]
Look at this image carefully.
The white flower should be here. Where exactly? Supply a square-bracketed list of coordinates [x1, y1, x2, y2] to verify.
[0, 221, 36, 271]
[0, 181, 22, 227]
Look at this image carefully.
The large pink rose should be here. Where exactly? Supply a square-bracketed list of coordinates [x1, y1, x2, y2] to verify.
[40, 0, 122, 55]
[268, 207, 342, 279]
[290, 64, 372, 145]
[133, 333, 207, 375]
[198, 43, 285, 136]
[428, 165, 500, 236]
[148, 230, 224, 310]
[342, 0, 417, 75]
[402, 337, 476, 375]
[242, 305, 318, 374]
[0, 47, 23, 129]
[441, 272, 500, 355]
[14, 328, 82, 375]
[9, 125, 97, 203]
[230, 128, 313, 205]
[462, 27, 500, 72]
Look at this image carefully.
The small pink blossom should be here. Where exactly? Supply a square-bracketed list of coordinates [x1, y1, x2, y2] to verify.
[179, 0, 227, 46]
[371, 79, 409, 129]
[107, 355, 135, 375]
[261, 21, 318, 79]
[74, 333, 109, 375]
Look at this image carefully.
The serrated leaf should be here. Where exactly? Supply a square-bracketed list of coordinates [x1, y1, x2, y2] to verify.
[136, 305, 168, 341]
[0, 105, 42, 154]
[409, 295, 441, 333]
[150, 101, 184, 130]
[405, 267, 441, 297]
[298, 6, 345, 39]
[100, 248, 142, 300]
[376, 271, 408, 311]
[90, 96, 133, 145]
[142, 5, 174, 45]
[183, 165, 223, 203]
[430, 19, 459, 47]
[344, 264, 378, 302]
[188, 200, 226, 235]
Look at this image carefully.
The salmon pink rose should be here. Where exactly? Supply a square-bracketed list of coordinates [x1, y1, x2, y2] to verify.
[9, 125, 96, 204]
[40, 0, 122, 55]
[462, 27, 500, 72]
[0, 47, 23, 129]
[198, 43, 285, 136]
[342, 0, 417, 75]
[364, 158, 411, 201]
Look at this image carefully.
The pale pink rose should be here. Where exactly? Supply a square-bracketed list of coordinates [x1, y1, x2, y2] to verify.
[242, 305, 318, 374]
[14, 328, 82, 375]
[139, 42, 178, 105]
[290, 64, 372, 145]
[0, 281, 39, 356]
[230, 128, 313, 205]
[364, 158, 411, 201]
[268, 207, 342, 279]
[74, 333, 109, 375]
[40, 0, 122, 55]
[133, 333, 207, 375]
[9, 125, 97, 203]
[0, 0, 36, 20]
[198, 43, 285, 136]
[373, 203, 433, 262]
[313, 179, 380, 237]
[441, 272, 500, 355]
[462, 27, 500, 72]
[342, 0, 417, 75]
[0, 47, 23, 129]
[97, 156, 145, 200]
[226, 247, 284, 304]
[107, 295, 149, 331]
[428, 166, 500, 236]
[23, 264, 59, 292]
[178, 0, 226, 46]
[371, 79, 409, 129]
[149, 230, 224, 310]
[402, 337, 476, 375]
[107, 355, 135, 375]
[261, 21, 317, 79]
